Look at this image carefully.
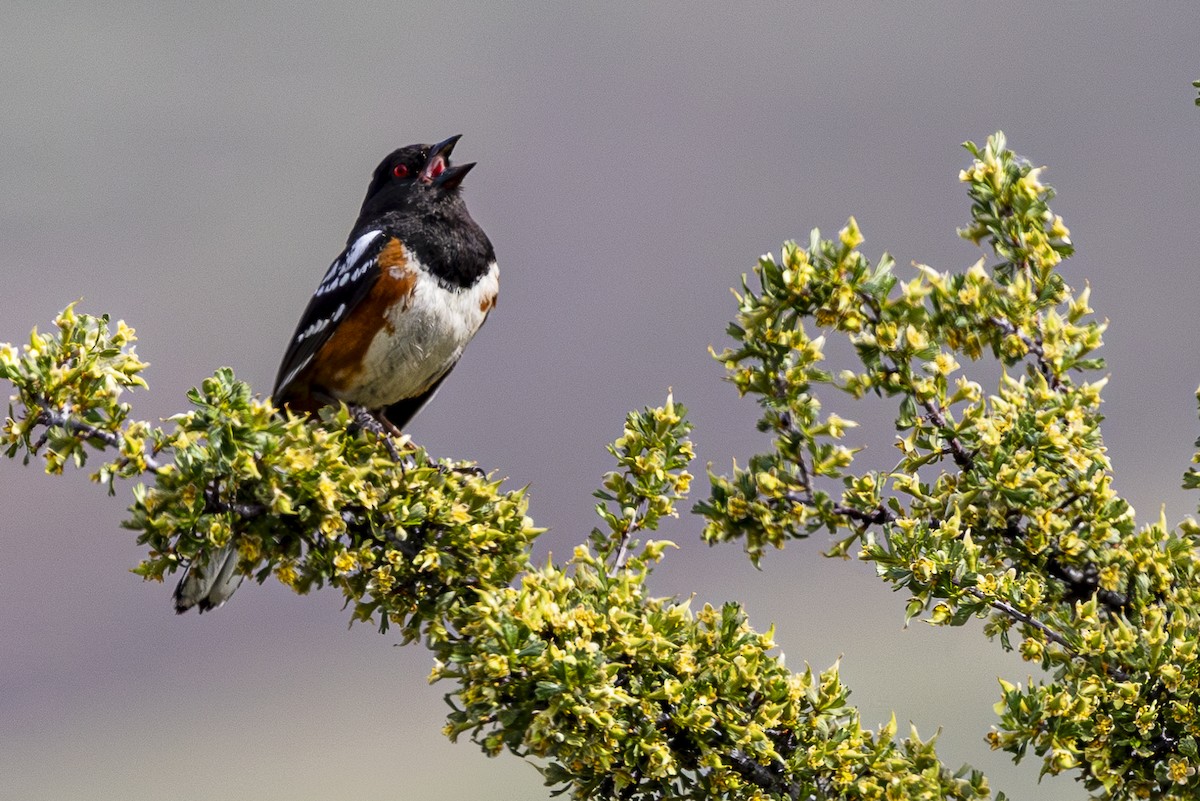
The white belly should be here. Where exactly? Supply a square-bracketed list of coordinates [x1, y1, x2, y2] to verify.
[344, 260, 498, 408]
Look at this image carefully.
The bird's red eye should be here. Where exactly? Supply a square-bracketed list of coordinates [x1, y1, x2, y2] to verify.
[392, 164, 410, 178]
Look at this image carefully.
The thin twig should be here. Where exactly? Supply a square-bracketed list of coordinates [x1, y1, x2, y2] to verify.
[989, 316, 1064, 391]
[1043, 558, 1129, 614]
[970, 588, 1076, 651]
[609, 506, 641, 577]
[998, 516, 1129, 615]
[36, 403, 163, 471]
[967, 587, 1130, 681]
[726, 749, 815, 801]
[920, 398, 975, 471]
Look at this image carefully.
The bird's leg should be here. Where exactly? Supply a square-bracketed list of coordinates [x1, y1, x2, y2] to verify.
[307, 391, 403, 460]
[446, 463, 485, 477]
[346, 403, 402, 461]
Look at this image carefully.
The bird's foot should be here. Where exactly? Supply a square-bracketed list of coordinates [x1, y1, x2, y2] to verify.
[438, 461, 485, 478]
[347, 404, 403, 461]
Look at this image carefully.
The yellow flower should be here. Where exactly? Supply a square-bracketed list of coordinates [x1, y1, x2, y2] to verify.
[1050, 214, 1072, 243]
[1017, 166, 1046, 199]
[315, 474, 339, 509]
[276, 563, 298, 588]
[826, 413, 856, 438]
[839, 216, 864, 249]
[449, 503, 472, 524]
[371, 565, 395, 594]
[483, 653, 510, 678]
[910, 557, 935, 584]
[237, 537, 261, 563]
[206, 518, 232, 548]
[1168, 757, 1195, 785]
[932, 352, 960, 375]
[319, 513, 346, 539]
[1019, 638, 1043, 662]
[903, 324, 927, 351]
[0, 343, 17, 368]
[333, 551, 357, 575]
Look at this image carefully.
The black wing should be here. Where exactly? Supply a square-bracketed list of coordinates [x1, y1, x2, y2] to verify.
[273, 229, 388, 398]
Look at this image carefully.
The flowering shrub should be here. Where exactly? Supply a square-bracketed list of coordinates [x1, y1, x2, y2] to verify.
[6, 133, 1192, 799]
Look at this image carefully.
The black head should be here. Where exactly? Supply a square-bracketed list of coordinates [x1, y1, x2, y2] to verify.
[355, 135, 476, 230]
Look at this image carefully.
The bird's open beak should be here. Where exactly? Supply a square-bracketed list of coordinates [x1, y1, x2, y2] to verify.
[421, 134, 475, 189]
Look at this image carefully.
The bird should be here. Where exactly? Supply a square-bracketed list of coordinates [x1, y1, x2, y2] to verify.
[173, 134, 498, 614]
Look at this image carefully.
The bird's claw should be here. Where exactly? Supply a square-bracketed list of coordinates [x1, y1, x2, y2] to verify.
[347, 404, 403, 461]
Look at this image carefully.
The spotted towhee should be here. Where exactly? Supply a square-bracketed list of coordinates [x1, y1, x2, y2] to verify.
[174, 135, 498, 614]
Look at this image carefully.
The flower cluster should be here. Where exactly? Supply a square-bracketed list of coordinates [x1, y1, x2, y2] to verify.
[12, 132, 1198, 799]
[703, 132, 1200, 798]
[3, 311, 984, 799]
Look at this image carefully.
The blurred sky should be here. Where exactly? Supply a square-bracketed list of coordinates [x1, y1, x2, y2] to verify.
[3, 4, 1200, 800]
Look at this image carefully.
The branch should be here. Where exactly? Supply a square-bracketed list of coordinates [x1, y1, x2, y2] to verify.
[35, 402, 163, 472]
[989, 315, 1065, 390]
[726, 749, 816, 801]
[970, 587, 1075, 650]
[999, 516, 1129, 615]
[608, 507, 641, 576]
[855, 292, 976, 473]
[920, 397, 975, 471]
[967, 587, 1130, 682]
[1044, 557, 1129, 614]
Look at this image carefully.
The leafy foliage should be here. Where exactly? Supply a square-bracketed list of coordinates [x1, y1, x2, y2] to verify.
[2, 323, 988, 800]
[701, 132, 1200, 799]
[1, 310, 538, 642]
[5, 131, 1198, 799]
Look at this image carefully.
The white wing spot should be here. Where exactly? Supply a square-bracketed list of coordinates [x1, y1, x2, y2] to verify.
[345, 230, 384, 266]
[315, 230, 383, 297]
[295, 317, 333, 343]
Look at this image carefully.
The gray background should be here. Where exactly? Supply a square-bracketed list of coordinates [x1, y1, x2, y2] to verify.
[2, 4, 1198, 800]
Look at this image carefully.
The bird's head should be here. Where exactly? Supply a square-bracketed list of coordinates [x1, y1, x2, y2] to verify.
[358, 135, 475, 221]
